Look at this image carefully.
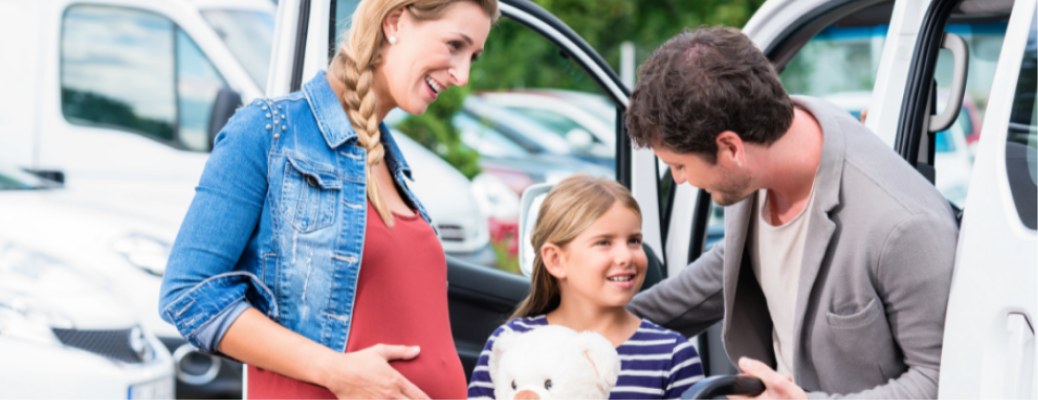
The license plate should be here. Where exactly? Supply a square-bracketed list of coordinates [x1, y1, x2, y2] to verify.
[128, 377, 174, 399]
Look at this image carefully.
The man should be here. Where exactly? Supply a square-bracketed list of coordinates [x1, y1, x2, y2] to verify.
[625, 26, 958, 399]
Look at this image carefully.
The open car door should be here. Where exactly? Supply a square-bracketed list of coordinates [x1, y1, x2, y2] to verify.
[676, 0, 1037, 397]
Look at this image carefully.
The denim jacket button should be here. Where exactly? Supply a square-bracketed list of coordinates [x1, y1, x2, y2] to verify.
[265, 124, 271, 130]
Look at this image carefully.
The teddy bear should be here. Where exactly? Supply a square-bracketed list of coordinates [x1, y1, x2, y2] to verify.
[488, 325, 621, 400]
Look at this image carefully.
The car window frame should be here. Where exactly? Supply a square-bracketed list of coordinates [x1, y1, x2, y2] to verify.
[59, 4, 179, 146]
[59, 3, 229, 153]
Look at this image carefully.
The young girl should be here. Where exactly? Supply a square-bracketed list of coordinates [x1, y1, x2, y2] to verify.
[468, 175, 704, 399]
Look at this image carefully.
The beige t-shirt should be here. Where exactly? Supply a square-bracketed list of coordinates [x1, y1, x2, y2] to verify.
[749, 186, 817, 378]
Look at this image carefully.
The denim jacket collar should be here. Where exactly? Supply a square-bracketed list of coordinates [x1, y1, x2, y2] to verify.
[303, 71, 412, 180]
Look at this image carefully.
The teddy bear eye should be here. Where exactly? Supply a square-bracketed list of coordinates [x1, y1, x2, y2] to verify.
[511, 380, 517, 390]
[544, 379, 552, 390]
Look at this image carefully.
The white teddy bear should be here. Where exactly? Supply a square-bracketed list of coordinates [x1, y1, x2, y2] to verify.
[488, 325, 621, 400]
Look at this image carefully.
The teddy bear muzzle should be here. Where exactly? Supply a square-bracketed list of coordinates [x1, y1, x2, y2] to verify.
[513, 389, 542, 400]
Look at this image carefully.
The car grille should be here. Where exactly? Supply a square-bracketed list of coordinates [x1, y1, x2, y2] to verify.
[52, 328, 143, 364]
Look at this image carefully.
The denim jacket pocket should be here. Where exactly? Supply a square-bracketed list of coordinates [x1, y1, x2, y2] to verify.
[281, 157, 341, 233]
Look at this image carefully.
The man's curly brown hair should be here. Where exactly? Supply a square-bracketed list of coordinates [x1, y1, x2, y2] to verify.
[625, 26, 794, 163]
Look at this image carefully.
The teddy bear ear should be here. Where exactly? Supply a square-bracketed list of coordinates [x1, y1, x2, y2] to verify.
[574, 332, 621, 389]
[489, 329, 520, 383]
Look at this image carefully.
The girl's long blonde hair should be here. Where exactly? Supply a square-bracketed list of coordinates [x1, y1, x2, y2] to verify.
[330, 0, 498, 225]
[511, 174, 642, 319]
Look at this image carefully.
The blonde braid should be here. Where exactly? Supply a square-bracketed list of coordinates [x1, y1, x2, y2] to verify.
[337, 0, 394, 226]
[340, 51, 393, 226]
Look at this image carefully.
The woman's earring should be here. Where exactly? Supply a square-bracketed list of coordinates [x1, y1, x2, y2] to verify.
[388, 36, 397, 45]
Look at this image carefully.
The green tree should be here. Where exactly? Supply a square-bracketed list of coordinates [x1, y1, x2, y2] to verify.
[469, 0, 767, 93]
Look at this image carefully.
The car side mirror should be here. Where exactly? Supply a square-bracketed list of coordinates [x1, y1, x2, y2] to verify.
[207, 86, 243, 151]
[518, 183, 554, 277]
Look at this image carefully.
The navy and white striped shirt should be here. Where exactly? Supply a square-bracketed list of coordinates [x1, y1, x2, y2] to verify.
[468, 315, 705, 399]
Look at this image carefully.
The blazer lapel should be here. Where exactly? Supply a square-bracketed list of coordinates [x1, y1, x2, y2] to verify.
[722, 193, 755, 313]
[789, 96, 847, 360]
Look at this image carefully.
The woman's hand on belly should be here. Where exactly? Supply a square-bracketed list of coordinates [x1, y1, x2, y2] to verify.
[217, 308, 430, 399]
[318, 344, 430, 399]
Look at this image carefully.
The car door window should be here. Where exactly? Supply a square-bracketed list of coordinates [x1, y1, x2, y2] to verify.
[778, 2, 893, 103]
[781, 23, 890, 102]
[61, 6, 177, 142]
[1005, 16, 1037, 230]
[61, 5, 228, 152]
[929, 18, 1010, 207]
[199, 9, 275, 91]
[176, 30, 229, 152]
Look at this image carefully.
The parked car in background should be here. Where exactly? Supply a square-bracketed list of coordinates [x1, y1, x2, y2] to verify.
[0, 247, 174, 399]
[462, 96, 616, 169]
[476, 90, 617, 163]
[0, 172, 175, 397]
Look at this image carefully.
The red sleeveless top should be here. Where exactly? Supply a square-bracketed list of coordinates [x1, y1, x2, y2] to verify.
[248, 202, 467, 399]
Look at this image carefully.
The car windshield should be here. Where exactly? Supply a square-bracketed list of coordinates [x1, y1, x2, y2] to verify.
[200, 9, 275, 91]
[0, 167, 52, 190]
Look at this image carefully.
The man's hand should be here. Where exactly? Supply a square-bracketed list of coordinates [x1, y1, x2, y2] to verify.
[730, 357, 807, 400]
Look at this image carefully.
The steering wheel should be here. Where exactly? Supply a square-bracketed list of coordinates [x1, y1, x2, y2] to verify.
[681, 375, 766, 399]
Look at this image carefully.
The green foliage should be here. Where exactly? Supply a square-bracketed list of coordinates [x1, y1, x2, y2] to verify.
[396, 85, 482, 179]
[470, 0, 768, 93]
[491, 239, 520, 275]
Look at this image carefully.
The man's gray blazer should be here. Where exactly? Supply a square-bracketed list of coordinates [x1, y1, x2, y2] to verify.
[628, 96, 959, 399]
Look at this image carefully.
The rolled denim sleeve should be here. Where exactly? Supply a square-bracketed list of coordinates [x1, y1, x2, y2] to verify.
[159, 102, 276, 354]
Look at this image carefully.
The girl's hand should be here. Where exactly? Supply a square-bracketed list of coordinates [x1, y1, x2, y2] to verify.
[318, 344, 430, 399]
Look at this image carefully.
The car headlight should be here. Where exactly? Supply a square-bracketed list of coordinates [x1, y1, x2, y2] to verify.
[0, 295, 70, 346]
[471, 172, 521, 221]
[111, 233, 171, 277]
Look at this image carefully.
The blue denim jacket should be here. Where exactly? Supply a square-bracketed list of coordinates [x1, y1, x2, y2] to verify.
[159, 71, 431, 354]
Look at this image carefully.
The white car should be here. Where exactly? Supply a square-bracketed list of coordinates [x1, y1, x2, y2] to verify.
[0, 178, 174, 398]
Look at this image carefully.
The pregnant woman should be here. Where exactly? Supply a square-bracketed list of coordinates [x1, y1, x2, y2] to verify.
[158, 0, 497, 398]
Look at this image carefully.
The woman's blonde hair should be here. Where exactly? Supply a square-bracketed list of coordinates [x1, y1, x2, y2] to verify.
[511, 174, 642, 319]
[330, 0, 499, 225]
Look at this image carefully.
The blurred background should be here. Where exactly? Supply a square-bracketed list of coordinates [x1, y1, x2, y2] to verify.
[0, 0, 1003, 397]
